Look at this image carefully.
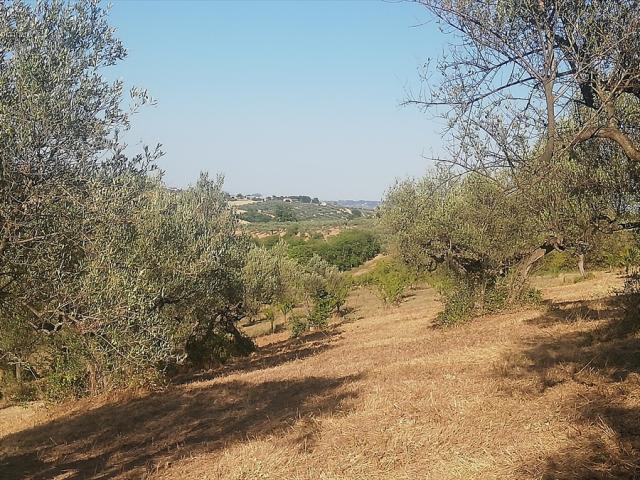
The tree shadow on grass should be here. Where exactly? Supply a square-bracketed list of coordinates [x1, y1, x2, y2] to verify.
[0, 372, 362, 479]
[178, 328, 343, 385]
[501, 294, 640, 478]
[527, 296, 622, 328]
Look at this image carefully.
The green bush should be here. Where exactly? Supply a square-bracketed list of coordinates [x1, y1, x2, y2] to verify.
[307, 291, 334, 329]
[434, 276, 542, 328]
[435, 287, 476, 327]
[244, 244, 350, 338]
[322, 230, 381, 270]
[286, 229, 380, 271]
[289, 314, 309, 338]
[274, 204, 298, 222]
[376, 272, 409, 305]
[355, 257, 417, 305]
[239, 211, 273, 223]
[255, 234, 282, 249]
[482, 283, 509, 313]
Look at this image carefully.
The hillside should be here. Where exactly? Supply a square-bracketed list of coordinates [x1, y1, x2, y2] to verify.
[2, 272, 640, 479]
[231, 199, 372, 224]
[332, 200, 380, 210]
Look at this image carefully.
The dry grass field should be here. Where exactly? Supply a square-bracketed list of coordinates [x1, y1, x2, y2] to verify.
[2, 272, 640, 479]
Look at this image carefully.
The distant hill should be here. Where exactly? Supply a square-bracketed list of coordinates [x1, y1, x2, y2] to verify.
[230, 199, 374, 224]
[332, 200, 380, 210]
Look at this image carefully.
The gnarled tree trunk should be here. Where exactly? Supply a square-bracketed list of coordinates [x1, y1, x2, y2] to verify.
[508, 244, 555, 303]
[578, 253, 586, 277]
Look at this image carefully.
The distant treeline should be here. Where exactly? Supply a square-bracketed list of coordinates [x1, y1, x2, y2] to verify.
[233, 194, 321, 204]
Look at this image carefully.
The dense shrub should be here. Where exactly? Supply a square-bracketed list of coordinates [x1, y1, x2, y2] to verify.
[288, 314, 309, 338]
[243, 241, 302, 319]
[239, 211, 273, 223]
[434, 279, 542, 327]
[288, 229, 381, 271]
[435, 287, 475, 327]
[0, 1, 260, 400]
[320, 230, 381, 270]
[355, 257, 418, 305]
[274, 204, 298, 222]
[430, 270, 542, 327]
[307, 291, 335, 329]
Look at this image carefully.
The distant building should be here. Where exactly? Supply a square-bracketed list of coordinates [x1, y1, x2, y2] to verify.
[283, 198, 293, 203]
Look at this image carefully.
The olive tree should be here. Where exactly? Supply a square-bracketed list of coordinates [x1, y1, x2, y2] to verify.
[0, 0, 158, 390]
[0, 1, 255, 398]
[383, 170, 542, 287]
[409, 0, 640, 173]
[243, 241, 304, 331]
[76, 174, 253, 387]
[397, 0, 640, 301]
[243, 242, 349, 334]
[382, 141, 639, 317]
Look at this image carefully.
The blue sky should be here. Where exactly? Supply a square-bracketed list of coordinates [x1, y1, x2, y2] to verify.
[108, 0, 447, 200]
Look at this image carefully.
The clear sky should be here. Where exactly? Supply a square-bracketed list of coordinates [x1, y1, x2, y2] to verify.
[108, 0, 447, 200]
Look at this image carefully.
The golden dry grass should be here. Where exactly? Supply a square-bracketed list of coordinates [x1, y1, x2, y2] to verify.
[2, 272, 639, 479]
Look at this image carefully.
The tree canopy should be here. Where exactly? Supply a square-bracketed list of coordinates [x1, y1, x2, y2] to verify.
[0, 1, 349, 400]
[410, 0, 640, 173]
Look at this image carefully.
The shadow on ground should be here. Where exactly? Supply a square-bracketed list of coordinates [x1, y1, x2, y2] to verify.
[0, 327, 359, 479]
[179, 328, 342, 385]
[502, 294, 640, 479]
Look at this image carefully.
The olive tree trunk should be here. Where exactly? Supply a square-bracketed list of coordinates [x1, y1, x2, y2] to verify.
[508, 246, 553, 303]
[578, 253, 586, 277]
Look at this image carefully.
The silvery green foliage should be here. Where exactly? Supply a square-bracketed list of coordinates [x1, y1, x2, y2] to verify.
[78, 174, 251, 386]
[0, 0, 145, 392]
[382, 139, 640, 298]
[243, 241, 303, 317]
[0, 1, 252, 397]
[243, 244, 345, 311]
[382, 170, 542, 281]
[243, 244, 348, 336]
[302, 254, 344, 299]
[400, 0, 640, 303]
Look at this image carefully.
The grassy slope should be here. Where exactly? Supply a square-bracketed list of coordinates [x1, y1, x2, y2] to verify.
[2, 272, 640, 479]
[239, 200, 369, 223]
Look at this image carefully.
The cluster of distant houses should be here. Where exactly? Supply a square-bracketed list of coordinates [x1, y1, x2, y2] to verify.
[230, 193, 326, 206]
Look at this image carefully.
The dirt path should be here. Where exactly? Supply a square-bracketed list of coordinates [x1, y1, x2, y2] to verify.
[2, 272, 639, 479]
